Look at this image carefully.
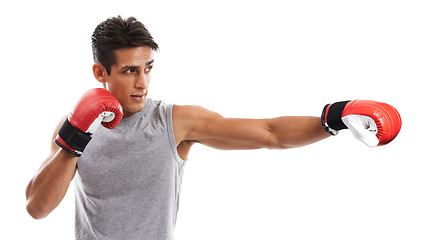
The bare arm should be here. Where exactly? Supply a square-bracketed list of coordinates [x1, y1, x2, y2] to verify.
[173, 105, 330, 151]
[25, 116, 78, 219]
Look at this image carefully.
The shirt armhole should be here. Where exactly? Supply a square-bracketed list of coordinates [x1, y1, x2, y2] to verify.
[166, 104, 186, 165]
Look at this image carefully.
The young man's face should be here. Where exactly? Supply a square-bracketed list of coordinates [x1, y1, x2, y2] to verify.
[99, 46, 154, 118]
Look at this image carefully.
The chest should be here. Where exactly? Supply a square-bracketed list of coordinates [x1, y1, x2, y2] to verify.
[76, 123, 176, 198]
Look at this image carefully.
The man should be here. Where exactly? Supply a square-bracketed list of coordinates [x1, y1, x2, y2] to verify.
[25, 16, 401, 240]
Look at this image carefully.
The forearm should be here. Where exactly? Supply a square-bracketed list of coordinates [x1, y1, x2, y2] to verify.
[267, 116, 330, 149]
[26, 149, 77, 219]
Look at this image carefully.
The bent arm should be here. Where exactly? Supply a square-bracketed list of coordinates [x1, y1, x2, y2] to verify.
[26, 117, 78, 219]
[174, 105, 330, 150]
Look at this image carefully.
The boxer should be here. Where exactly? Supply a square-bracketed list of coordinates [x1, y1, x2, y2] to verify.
[25, 16, 402, 240]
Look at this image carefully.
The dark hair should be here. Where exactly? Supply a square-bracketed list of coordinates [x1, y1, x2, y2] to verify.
[91, 16, 159, 75]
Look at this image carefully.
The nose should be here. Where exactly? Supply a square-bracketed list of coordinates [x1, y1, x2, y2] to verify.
[134, 73, 148, 89]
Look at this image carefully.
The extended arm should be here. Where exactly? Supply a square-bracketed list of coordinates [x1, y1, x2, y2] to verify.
[173, 105, 330, 151]
[173, 100, 402, 152]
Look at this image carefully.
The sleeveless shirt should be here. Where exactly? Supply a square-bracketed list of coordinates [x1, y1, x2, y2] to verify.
[74, 99, 185, 240]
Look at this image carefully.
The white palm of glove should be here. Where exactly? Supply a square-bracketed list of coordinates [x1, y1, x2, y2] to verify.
[342, 115, 379, 147]
[86, 111, 116, 134]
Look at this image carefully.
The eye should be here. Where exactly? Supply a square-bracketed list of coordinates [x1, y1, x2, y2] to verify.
[124, 69, 135, 73]
[144, 65, 153, 73]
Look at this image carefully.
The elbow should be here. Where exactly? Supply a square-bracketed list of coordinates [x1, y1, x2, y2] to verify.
[267, 143, 292, 150]
[264, 139, 290, 150]
[268, 141, 307, 150]
[266, 132, 311, 150]
[26, 182, 46, 219]
[265, 136, 299, 150]
[265, 122, 293, 150]
[26, 199, 50, 220]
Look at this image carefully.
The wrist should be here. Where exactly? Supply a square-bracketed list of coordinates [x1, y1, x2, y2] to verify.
[321, 100, 351, 136]
[55, 118, 92, 157]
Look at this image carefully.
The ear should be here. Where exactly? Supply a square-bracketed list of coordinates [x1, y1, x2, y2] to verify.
[93, 63, 107, 88]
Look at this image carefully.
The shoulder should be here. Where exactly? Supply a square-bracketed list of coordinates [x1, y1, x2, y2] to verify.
[173, 105, 222, 123]
[172, 105, 223, 142]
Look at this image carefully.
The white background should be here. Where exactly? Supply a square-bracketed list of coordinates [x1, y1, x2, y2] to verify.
[1, 0, 427, 239]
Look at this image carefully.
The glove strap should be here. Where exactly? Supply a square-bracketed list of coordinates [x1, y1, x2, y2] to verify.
[321, 100, 351, 136]
[55, 118, 92, 157]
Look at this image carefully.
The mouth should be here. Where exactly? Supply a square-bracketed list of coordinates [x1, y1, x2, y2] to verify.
[130, 94, 144, 98]
[130, 93, 147, 102]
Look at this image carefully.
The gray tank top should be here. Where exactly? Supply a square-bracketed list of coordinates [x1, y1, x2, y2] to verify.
[74, 99, 185, 240]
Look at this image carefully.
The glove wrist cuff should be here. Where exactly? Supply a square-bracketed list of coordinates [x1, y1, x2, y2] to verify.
[321, 100, 351, 136]
[55, 118, 92, 157]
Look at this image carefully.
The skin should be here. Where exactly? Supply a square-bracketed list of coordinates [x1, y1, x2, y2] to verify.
[25, 46, 330, 219]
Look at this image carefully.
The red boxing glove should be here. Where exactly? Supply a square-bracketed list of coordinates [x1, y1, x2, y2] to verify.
[55, 88, 123, 156]
[322, 100, 402, 147]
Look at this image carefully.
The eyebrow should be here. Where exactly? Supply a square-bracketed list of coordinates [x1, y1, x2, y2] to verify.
[146, 59, 154, 66]
[121, 66, 140, 71]
[121, 60, 154, 71]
